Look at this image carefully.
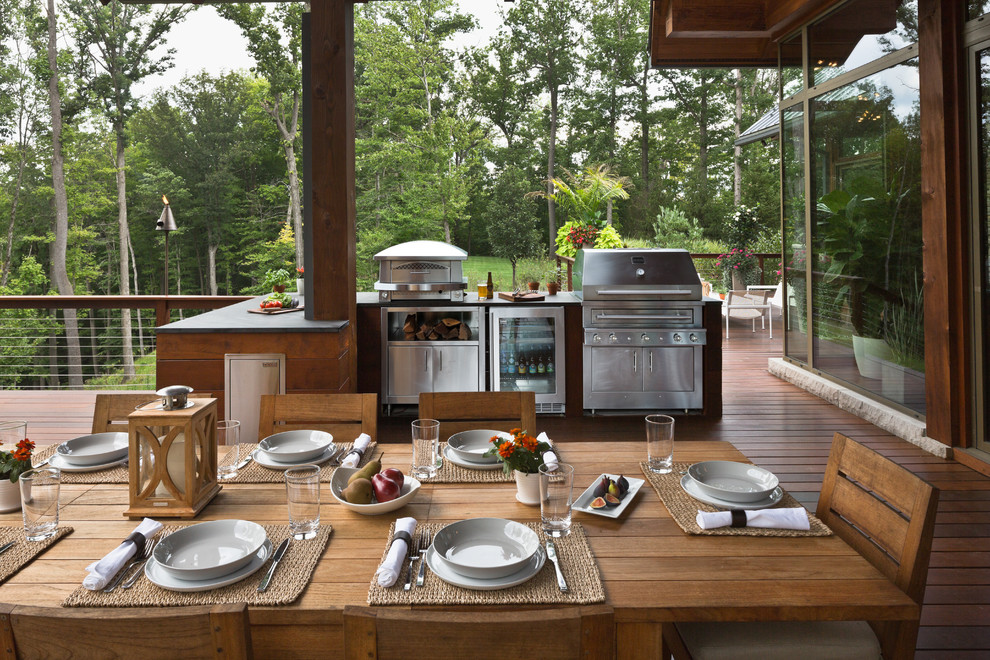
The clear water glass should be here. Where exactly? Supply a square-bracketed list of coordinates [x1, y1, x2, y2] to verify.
[216, 420, 242, 480]
[285, 464, 320, 540]
[646, 414, 675, 473]
[411, 419, 440, 480]
[20, 467, 60, 541]
[539, 462, 575, 538]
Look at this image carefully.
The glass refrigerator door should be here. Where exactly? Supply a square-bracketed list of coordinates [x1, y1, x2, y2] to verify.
[490, 307, 565, 410]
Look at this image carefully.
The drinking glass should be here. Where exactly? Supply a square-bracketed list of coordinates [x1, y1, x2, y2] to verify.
[285, 465, 320, 540]
[539, 462, 574, 538]
[216, 420, 242, 480]
[0, 421, 27, 445]
[411, 419, 440, 480]
[20, 467, 60, 541]
[477, 281, 488, 298]
[646, 414, 675, 474]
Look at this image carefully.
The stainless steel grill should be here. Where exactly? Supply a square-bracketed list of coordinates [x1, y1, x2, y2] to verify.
[374, 240, 467, 302]
[575, 249, 707, 411]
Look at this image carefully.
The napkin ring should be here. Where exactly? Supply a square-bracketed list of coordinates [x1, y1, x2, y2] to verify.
[388, 530, 411, 552]
[730, 510, 747, 528]
[344, 447, 364, 463]
[124, 531, 147, 557]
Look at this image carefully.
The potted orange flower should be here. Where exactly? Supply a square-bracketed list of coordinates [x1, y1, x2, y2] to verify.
[485, 428, 552, 505]
[0, 431, 34, 512]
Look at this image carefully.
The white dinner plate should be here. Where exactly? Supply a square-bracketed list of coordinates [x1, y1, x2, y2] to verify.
[686, 461, 780, 503]
[446, 430, 505, 464]
[46, 452, 128, 473]
[259, 430, 335, 463]
[145, 539, 272, 592]
[254, 445, 336, 470]
[424, 543, 546, 591]
[442, 445, 503, 471]
[56, 432, 129, 466]
[153, 519, 268, 580]
[431, 518, 540, 579]
[681, 474, 784, 510]
[572, 473, 645, 519]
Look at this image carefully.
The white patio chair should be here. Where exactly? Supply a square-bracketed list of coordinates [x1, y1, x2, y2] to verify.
[722, 289, 773, 338]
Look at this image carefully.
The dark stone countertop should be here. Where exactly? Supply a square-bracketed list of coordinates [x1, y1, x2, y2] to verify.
[356, 291, 582, 306]
[156, 296, 348, 334]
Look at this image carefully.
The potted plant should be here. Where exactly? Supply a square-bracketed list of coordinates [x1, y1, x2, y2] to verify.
[263, 268, 292, 293]
[0, 434, 34, 512]
[715, 248, 760, 291]
[295, 267, 305, 293]
[545, 264, 562, 295]
[485, 428, 552, 505]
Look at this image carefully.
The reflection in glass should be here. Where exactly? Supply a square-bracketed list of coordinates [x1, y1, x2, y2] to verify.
[969, 1, 990, 21]
[977, 49, 990, 442]
[781, 33, 803, 100]
[808, 61, 924, 413]
[782, 106, 807, 364]
[809, 0, 917, 86]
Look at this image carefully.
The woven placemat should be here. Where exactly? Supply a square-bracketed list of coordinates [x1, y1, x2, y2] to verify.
[368, 521, 604, 606]
[62, 523, 331, 608]
[33, 445, 127, 484]
[412, 443, 545, 484]
[641, 462, 831, 537]
[227, 441, 377, 483]
[0, 525, 73, 584]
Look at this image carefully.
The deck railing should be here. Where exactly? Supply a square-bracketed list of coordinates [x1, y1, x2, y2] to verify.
[0, 296, 251, 390]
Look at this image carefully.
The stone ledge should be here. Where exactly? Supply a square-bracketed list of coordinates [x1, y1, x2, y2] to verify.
[768, 358, 951, 459]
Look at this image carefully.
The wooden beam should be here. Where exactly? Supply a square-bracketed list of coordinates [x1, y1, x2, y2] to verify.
[309, 0, 357, 389]
[666, 1, 769, 38]
[918, 0, 968, 448]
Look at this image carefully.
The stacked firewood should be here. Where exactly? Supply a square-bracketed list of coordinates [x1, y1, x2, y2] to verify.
[403, 313, 472, 341]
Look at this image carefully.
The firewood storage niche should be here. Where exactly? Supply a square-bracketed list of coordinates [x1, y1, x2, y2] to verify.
[381, 306, 485, 409]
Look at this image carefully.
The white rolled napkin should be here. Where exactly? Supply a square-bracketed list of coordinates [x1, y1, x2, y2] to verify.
[342, 433, 372, 468]
[696, 508, 810, 531]
[375, 516, 417, 587]
[537, 432, 559, 471]
[83, 518, 163, 590]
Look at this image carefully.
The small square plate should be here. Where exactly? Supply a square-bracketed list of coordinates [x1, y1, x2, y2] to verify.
[572, 473, 645, 518]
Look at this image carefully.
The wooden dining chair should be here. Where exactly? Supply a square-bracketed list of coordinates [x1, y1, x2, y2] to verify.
[662, 432, 939, 660]
[256, 393, 378, 442]
[418, 391, 537, 438]
[92, 392, 216, 433]
[0, 602, 253, 659]
[342, 605, 614, 660]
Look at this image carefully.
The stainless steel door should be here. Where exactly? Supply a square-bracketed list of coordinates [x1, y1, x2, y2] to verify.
[587, 347, 642, 393]
[643, 347, 697, 393]
[387, 345, 432, 400]
[433, 344, 479, 392]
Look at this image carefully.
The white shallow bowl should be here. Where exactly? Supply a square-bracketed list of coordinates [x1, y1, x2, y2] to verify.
[446, 430, 506, 464]
[431, 518, 540, 580]
[330, 467, 421, 515]
[259, 430, 334, 463]
[687, 461, 780, 503]
[153, 520, 268, 581]
[56, 432, 128, 466]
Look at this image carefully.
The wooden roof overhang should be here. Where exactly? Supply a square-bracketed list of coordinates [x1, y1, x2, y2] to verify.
[648, 0, 852, 67]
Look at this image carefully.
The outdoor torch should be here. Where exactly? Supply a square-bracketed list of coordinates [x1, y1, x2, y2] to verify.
[156, 195, 177, 295]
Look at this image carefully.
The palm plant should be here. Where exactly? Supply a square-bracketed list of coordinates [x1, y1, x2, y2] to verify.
[532, 164, 632, 228]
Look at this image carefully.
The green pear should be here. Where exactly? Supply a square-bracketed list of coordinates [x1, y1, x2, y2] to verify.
[347, 457, 381, 485]
[342, 477, 374, 504]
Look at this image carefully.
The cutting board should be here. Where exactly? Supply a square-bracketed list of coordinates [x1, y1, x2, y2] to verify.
[498, 292, 545, 302]
[247, 305, 305, 315]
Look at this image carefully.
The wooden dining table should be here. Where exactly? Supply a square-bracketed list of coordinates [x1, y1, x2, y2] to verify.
[0, 440, 918, 659]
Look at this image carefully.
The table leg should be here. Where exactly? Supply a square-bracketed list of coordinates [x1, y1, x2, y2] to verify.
[616, 621, 662, 660]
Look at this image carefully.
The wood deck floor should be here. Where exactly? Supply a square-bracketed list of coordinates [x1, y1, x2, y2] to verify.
[1, 320, 986, 658]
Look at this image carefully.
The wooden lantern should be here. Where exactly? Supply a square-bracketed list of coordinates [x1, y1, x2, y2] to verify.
[125, 397, 221, 519]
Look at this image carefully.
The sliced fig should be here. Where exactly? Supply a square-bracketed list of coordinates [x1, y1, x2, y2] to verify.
[604, 493, 621, 507]
[590, 496, 608, 509]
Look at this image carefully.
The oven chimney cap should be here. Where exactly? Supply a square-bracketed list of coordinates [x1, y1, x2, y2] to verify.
[374, 240, 467, 261]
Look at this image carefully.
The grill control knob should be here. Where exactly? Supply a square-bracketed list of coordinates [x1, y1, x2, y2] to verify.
[690, 333, 699, 343]
[609, 333, 618, 344]
[636, 268, 645, 278]
[592, 334, 601, 343]
[641, 334, 649, 342]
[673, 333, 683, 343]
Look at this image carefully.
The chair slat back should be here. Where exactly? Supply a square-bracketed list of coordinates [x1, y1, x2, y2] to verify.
[257, 393, 377, 442]
[343, 605, 614, 660]
[4, 603, 252, 659]
[418, 391, 536, 438]
[92, 393, 216, 434]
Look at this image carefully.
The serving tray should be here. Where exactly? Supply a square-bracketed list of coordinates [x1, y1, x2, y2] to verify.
[498, 292, 545, 302]
[247, 305, 305, 315]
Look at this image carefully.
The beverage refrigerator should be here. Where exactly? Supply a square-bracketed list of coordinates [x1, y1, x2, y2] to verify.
[489, 307, 566, 413]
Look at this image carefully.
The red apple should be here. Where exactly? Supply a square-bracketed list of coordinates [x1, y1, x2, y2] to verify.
[381, 467, 404, 489]
[372, 472, 401, 503]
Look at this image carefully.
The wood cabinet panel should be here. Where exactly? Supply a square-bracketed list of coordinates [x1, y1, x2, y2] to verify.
[156, 331, 348, 361]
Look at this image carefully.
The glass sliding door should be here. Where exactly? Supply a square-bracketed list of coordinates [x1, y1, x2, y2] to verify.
[971, 41, 990, 453]
[782, 105, 808, 363]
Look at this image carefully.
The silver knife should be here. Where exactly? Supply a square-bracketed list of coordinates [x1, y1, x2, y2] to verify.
[545, 540, 568, 592]
[257, 538, 291, 592]
[0, 541, 15, 557]
[234, 449, 258, 471]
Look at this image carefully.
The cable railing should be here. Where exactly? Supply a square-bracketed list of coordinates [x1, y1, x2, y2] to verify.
[0, 296, 251, 390]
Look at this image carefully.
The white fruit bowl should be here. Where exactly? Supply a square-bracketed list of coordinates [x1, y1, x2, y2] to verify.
[329, 467, 420, 515]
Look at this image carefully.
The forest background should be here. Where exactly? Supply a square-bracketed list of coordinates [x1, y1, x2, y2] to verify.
[0, 0, 780, 387]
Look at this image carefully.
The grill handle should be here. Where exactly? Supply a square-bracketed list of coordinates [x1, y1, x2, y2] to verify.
[594, 289, 694, 296]
[595, 313, 692, 322]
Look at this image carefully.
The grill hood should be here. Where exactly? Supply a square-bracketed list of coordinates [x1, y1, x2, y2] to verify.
[574, 248, 702, 301]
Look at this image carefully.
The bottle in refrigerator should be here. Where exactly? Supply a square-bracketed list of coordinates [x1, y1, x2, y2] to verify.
[537, 357, 545, 374]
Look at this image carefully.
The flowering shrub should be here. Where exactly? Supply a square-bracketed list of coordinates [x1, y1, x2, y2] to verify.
[555, 221, 624, 258]
[715, 248, 757, 271]
[485, 428, 552, 475]
[567, 224, 598, 249]
[0, 437, 34, 482]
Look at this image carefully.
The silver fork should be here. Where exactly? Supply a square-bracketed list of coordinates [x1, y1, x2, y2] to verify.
[416, 530, 431, 587]
[103, 537, 157, 593]
[327, 446, 348, 467]
[403, 533, 422, 591]
[120, 537, 160, 589]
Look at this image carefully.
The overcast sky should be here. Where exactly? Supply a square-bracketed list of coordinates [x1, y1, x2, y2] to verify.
[135, 2, 503, 98]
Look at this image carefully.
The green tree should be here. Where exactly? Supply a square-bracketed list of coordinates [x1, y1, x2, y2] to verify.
[487, 167, 541, 289]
